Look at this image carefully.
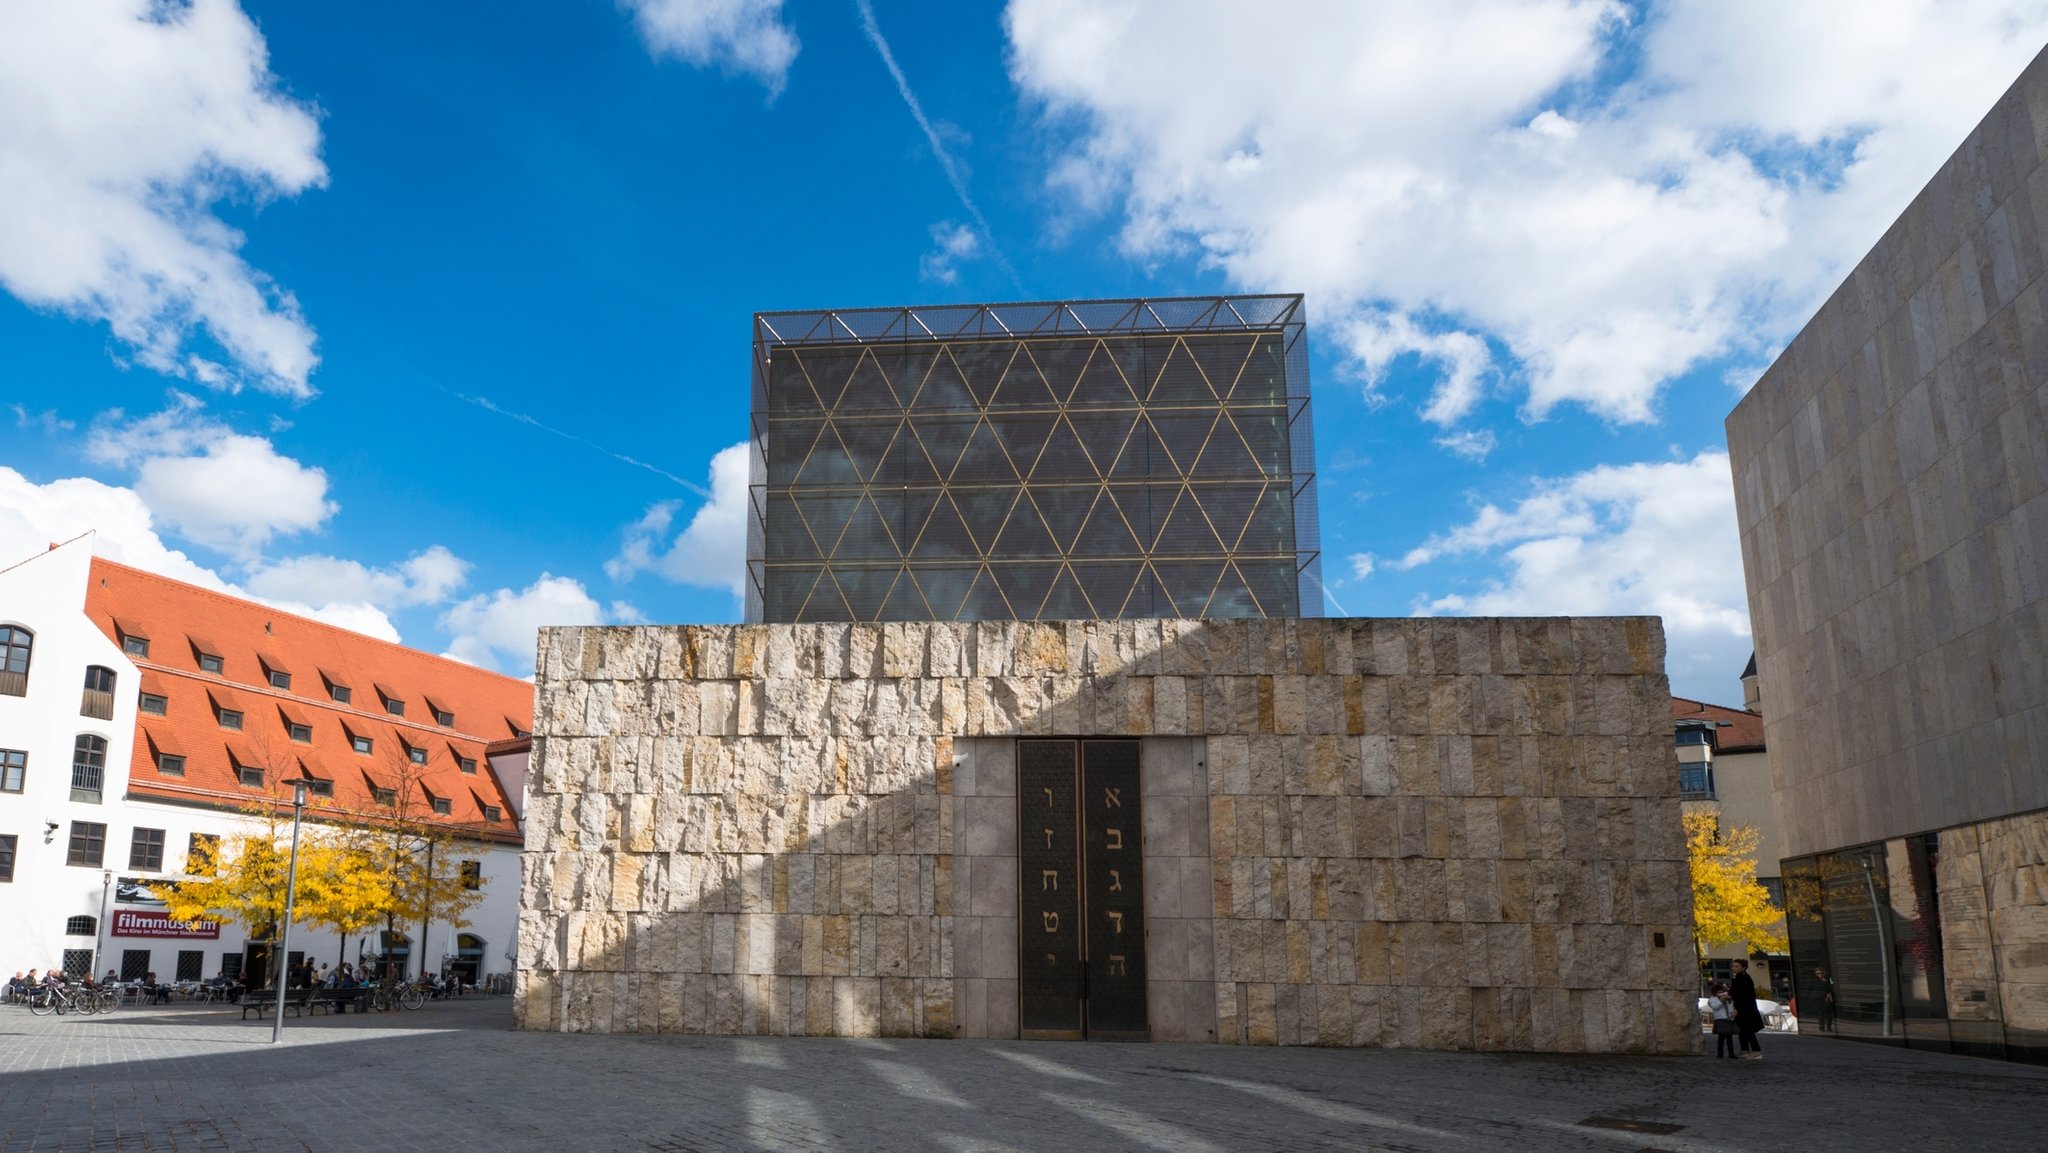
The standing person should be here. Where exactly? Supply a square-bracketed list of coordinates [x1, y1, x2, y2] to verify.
[1815, 967, 1836, 1033]
[1730, 958, 1765, 1060]
[1709, 983, 1738, 1058]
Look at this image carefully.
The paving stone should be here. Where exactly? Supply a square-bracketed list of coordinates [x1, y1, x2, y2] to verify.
[1, 999, 2045, 1152]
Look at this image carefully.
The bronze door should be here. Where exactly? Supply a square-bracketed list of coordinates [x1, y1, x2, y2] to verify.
[1017, 738, 1147, 1041]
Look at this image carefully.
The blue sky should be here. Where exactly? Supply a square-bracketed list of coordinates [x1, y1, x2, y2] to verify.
[3, 1, 2045, 702]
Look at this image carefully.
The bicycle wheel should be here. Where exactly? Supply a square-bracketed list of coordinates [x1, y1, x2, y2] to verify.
[399, 985, 426, 1010]
[28, 993, 55, 1016]
[75, 994, 95, 1015]
[97, 990, 120, 1012]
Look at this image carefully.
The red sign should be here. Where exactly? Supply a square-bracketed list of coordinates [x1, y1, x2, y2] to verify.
[110, 910, 221, 939]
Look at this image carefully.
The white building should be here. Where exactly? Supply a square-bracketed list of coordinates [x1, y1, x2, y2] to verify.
[0, 536, 532, 987]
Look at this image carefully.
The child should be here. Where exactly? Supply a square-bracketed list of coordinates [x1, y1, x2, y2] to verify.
[1710, 982, 1738, 1058]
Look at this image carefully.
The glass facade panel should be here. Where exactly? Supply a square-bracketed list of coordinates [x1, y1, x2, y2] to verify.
[1786, 823, 2044, 1063]
[749, 296, 1323, 622]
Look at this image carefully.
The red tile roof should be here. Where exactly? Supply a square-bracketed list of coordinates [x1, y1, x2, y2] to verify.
[86, 558, 531, 844]
[1670, 695, 1765, 753]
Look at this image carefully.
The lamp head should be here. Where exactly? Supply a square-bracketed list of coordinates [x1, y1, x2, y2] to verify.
[43, 820, 59, 843]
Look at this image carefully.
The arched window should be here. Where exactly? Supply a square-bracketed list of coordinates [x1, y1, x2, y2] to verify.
[71, 734, 107, 803]
[81, 665, 116, 720]
[64, 915, 96, 936]
[0, 624, 31, 696]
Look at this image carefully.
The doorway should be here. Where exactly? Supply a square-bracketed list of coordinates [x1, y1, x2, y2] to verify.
[1017, 738, 1147, 1041]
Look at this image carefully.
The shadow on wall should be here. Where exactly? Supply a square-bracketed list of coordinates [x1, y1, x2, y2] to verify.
[513, 618, 1698, 1052]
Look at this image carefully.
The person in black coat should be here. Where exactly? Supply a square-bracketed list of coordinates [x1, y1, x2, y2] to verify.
[1730, 958, 1765, 1059]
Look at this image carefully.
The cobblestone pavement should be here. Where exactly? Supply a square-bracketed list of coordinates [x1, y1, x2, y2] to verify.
[2, 999, 2044, 1152]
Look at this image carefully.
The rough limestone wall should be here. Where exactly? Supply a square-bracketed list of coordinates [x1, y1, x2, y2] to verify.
[516, 617, 1695, 1053]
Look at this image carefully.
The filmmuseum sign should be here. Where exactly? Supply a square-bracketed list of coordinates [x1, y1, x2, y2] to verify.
[110, 910, 222, 939]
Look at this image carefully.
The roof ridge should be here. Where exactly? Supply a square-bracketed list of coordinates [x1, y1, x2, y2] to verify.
[90, 556, 529, 691]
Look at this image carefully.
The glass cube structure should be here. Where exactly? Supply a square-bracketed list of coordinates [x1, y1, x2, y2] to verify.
[747, 295, 1322, 622]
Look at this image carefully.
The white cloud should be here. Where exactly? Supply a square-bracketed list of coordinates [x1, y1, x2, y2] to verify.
[0, 466, 232, 591]
[88, 395, 334, 557]
[441, 574, 609, 673]
[0, 0, 325, 397]
[245, 546, 470, 610]
[1005, 0, 2048, 425]
[607, 441, 750, 599]
[623, 0, 799, 97]
[1434, 430, 1498, 463]
[920, 221, 982, 284]
[1400, 450, 1752, 693]
[1347, 553, 1376, 580]
[0, 465, 399, 641]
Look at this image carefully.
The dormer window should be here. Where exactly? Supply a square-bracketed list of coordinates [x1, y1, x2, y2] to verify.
[482, 805, 501, 823]
[139, 692, 167, 716]
[113, 617, 148, 657]
[431, 797, 452, 815]
[218, 709, 243, 731]
[378, 685, 406, 717]
[289, 722, 312, 743]
[190, 635, 223, 674]
[407, 743, 428, 766]
[457, 755, 477, 775]
[427, 698, 455, 727]
[263, 659, 291, 691]
[347, 727, 373, 755]
[322, 670, 351, 705]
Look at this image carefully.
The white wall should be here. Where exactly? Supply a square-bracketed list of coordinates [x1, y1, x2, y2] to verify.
[0, 537, 140, 978]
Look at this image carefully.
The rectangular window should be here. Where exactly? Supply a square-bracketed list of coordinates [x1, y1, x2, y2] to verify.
[62, 949, 93, 979]
[386, 698, 405, 717]
[129, 827, 166, 870]
[156, 752, 185, 777]
[121, 949, 151, 981]
[351, 733, 373, 755]
[0, 833, 14, 882]
[198, 652, 223, 674]
[237, 764, 263, 788]
[139, 693, 167, 715]
[369, 787, 393, 806]
[434, 709, 455, 727]
[482, 805, 502, 823]
[268, 669, 291, 690]
[407, 745, 427, 765]
[305, 778, 333, 798]
[460, 860, 481, 890]
[219, 953, 241, 980]
[187, 833, 218, 873]
[218, 709, 243, 731]
[176, 949, 204, 981]
[458, 756, 477, 775]
[67, 821, 106, 867]
[288, 722, 312, 743]
[0, 748, 23, 792]
[122, 634, 149, 657]
[431, 797, 452, 815]
[330, 683, 351, 704]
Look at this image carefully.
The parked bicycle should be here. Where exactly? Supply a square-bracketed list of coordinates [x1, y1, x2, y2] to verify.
[26, 984, 92, 1016]
[369, 980, 427, 1012]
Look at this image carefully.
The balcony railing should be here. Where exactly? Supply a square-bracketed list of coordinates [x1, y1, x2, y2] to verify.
[70, 763, 103, 804]
[80, 687, 114, 720]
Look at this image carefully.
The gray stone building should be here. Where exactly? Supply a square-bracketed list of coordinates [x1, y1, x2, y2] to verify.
[514, 617, 1695, 1051]
[1727, 45, 2048, 1061]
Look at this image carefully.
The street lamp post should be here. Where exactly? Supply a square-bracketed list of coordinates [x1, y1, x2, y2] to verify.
[92, 869, 112, 978]
[272, 779, 312, 1046]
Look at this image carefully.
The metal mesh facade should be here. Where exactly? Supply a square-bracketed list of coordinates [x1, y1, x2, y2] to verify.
[746, 296, 1322, 623]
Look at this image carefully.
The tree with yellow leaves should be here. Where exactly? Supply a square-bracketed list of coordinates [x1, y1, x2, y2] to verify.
[161, 795, 351, 983]
[1685, 810, 1788, 965]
